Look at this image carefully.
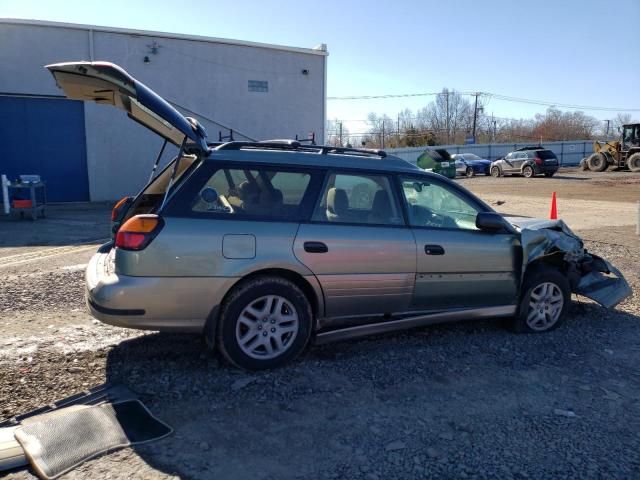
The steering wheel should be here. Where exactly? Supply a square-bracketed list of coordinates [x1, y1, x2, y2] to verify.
[412, 204, 457, 228]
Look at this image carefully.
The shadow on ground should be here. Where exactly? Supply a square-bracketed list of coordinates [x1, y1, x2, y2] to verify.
[0, 203, 112, 248]
[101, 300, 640, 479]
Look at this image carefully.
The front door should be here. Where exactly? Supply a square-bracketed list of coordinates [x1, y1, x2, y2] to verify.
[398, 175, 519, 311]
[294, 171, 416, 319]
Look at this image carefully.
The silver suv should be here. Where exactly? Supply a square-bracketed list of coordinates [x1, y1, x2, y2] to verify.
[47, 62, 631, 370]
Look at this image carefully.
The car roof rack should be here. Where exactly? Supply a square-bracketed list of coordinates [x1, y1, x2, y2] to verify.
[215, 139, 388, 158]
[514, 145, 544, 151]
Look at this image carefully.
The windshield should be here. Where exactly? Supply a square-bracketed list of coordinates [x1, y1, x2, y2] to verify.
[463, 154, 482, 160]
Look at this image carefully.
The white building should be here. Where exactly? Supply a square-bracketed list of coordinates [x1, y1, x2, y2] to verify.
[0, 19, 328, 201]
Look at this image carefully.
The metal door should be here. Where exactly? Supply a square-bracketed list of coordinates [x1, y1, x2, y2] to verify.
[0, 96, 89, 202]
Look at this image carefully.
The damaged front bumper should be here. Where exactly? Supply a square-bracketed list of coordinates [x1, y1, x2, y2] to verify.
[507, 217, 632, 309]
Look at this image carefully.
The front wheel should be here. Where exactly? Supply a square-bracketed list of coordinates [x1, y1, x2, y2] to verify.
[522, 165, 534, 178]
[215, 276, 313, 370]
[511, 266, 570, 333]
[490, 166, 501, 177]
[587, 153, 607, 172]
[628, 152, 640, 173]
[465, 167, 475, 177]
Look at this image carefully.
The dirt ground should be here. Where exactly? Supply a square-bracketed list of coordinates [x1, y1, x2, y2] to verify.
[1, 168, 639, 479]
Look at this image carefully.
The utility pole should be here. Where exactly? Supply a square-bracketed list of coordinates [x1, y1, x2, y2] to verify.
[381, 122, 385, 149]
[338, 122, 343, 147]
[445, 91, 450, 144]
[397, 114, 400, 146]
[472, 92, 480, 143]
[604, 119, 610, 137]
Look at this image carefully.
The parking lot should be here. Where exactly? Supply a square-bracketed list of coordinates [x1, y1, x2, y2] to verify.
[1, 168, 639, 479]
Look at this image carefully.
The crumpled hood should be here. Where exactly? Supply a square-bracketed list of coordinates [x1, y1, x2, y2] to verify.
[504, 216, 632, 309]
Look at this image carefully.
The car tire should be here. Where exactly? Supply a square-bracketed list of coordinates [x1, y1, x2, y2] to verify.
[628, 152, 640, 172]
[511, 265, 570, 334]
[215, 276, 313, 370]
[544, 172, 555, 178]
[465, 167, 475, 177]
[522, 165, 534, 178]
[587, 153, 608, 172]
[490, 166, 501, 177]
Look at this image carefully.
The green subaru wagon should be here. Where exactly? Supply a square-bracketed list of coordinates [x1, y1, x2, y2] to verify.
[46, 61, 631, 370]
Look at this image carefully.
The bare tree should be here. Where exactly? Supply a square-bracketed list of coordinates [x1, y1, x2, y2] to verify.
[422, 88, 472, 144]
[612, 113, 634, 135]
[325, 118, 350, 146]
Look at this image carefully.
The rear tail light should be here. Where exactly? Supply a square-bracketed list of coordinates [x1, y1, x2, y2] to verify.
[534, 156, 543, 165]
[115, 215, 164, 251]
[111, 196, 131, 221]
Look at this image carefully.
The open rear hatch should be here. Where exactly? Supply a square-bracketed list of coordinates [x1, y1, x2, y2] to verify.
[45, 61, 208, 153]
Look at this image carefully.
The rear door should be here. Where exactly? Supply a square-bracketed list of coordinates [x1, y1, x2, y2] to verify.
[294, 171, 416, 319]
[512, 152, 527, 172]
[46, 61, 207, 153]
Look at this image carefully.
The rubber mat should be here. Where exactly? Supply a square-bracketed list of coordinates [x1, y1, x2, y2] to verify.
[0, 383, 137, 428]
[0, 406, 90, 472]
[14, 400, 172, 479]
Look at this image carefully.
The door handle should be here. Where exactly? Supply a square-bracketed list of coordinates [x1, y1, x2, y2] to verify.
[424, 244, 445, 255]
[304, 241, 328, 253]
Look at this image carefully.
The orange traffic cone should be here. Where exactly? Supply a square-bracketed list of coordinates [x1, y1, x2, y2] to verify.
[549, 191, 558, 220]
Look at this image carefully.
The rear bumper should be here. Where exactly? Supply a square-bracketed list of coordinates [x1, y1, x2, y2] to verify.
[534, 164, 558, 174]
[85, 250, 238, 332]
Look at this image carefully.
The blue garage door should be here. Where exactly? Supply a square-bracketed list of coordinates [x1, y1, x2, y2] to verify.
[0, 96, 89, 202]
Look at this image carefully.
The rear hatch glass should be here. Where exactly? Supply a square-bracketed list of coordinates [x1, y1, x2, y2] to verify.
[536, 150, 558, 161]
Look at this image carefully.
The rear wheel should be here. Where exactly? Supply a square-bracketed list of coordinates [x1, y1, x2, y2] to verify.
[628, 153, 640, 172]
[522, 165, 534, 178]
[465, 167, 475, 177]
[490, 166, 501, 177]
[215, 276, 313, 370]
[511, 266, 570, 333]
[587, 153, 607, 172]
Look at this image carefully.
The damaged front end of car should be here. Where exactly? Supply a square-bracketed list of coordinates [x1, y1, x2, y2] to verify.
[507, 217, 632, 309]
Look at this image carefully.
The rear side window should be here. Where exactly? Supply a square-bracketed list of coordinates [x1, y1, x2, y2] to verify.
[190, 167, 312, 221]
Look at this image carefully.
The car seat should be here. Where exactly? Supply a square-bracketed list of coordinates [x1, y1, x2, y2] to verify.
[326, 188, 349, 222]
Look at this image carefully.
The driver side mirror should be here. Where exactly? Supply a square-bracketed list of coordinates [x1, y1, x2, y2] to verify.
[476, 212, 511, 232]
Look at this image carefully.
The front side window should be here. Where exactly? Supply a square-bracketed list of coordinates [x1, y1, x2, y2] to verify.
[401, 177, 482, 230]
[191, 167, 311, 221]
[312, 172, 403, 226]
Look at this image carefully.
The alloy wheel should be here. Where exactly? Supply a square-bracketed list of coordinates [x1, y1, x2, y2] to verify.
[526, 282, 564, 331]
[235, 295, 299, 359]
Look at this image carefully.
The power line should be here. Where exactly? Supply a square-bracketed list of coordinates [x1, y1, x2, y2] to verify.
[327, 90, 640, 112]
[327, 92, 448, 100]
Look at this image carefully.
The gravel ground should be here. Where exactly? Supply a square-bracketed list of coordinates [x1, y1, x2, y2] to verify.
[1, 172, 639, 479]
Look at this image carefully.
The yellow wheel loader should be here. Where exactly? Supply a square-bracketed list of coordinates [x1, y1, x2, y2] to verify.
[581, 124, 640, 172]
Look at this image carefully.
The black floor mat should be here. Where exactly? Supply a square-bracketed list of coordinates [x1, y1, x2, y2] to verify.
[0, 383, 137, 428]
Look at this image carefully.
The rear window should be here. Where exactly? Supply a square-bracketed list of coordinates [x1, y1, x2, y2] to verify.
[123, 155, 200, 220]
[535, 150, 557, 160]
[190, 167, 313, 221]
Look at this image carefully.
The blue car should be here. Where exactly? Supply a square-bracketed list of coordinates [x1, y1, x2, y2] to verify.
[452, 153, 492, 177]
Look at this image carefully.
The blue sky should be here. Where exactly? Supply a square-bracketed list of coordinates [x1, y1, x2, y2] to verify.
[2, 0, 639, 133]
